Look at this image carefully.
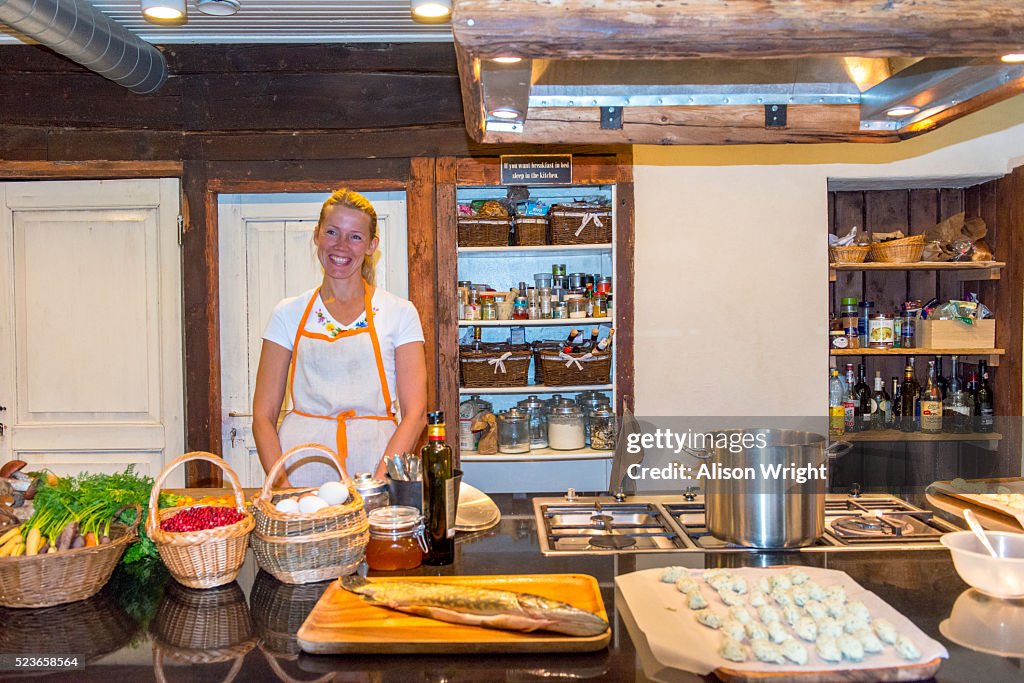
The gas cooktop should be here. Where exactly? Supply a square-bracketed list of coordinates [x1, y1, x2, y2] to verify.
[533, 492, 960, 555]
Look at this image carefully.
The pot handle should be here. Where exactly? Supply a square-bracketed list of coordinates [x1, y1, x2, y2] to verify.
[826, 440, 854, 459]
[678, 447, 713, 460]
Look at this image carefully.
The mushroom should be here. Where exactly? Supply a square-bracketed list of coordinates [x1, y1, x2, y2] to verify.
[0, 460, 26, 479]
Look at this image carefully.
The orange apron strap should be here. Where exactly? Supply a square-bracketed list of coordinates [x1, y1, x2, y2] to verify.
[287, 288, 321, 409]
[363, 283, 397, 422]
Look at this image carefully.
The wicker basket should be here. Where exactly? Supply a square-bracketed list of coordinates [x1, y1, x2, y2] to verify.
[828, 244, 870, 264]
[0, 504, 141, 609]
[514, 216, 549, 246]
[147, 453, 255, 590]
[250, 569, 332, 656]
[531, 340, 563, 384]
[536, 347, 612, 386]
[460, 343, 532, 387]
[549, 205, 613, 245]
[457, 217, 512, 247]
[869, 234, 925, 263]
[250, 444, 369, 585]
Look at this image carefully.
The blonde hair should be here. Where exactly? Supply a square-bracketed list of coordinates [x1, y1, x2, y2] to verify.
[317, 188, 379, 285]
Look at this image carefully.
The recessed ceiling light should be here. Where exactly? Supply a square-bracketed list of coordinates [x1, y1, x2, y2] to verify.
[492, 57, 523, 64]
[490, 107, 522, 120]
[411, 0, 452, 22]
[141, 0, 185, 21]
[1001, 53, 1024, 63]
[196, 0, 241, 16]
[886, 105, 920, 117]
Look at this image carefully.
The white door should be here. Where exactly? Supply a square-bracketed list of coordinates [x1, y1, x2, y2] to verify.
[0, 179, 184, 482]
[218, 192, 408, 487]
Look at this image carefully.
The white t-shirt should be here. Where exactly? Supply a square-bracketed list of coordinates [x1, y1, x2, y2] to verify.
[263, 286, 425, 404]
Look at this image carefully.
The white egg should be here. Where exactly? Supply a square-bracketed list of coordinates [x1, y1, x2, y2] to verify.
[317, 481, 350, 506]
[274, 497, 300, 514]
[297, 495, 329, 514]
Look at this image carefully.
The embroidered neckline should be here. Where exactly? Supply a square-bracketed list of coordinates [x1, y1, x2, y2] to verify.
[313, 297, 379, 338]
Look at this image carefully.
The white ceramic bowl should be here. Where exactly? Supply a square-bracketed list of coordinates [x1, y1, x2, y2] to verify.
[941, 530, 1024, 599]
[939, 588, 1024, 657]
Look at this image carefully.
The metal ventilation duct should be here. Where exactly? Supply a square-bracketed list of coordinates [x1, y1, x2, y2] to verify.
[0, 0, 166, 94]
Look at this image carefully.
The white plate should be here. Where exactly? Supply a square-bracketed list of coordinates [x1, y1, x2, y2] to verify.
[455, 483, 500, 532]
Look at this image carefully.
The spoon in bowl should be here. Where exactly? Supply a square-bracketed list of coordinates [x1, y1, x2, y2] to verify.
[963, 508, 999, 558]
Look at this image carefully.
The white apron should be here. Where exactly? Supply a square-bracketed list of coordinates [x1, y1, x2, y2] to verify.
[276, 283, 398, 487]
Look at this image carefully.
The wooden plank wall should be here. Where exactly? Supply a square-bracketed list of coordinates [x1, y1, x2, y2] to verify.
[828, 181, 1022, 494]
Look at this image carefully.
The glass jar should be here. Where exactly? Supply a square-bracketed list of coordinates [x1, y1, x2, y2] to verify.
[497, 409, 531, 454]
[517, 395, 549, 449]
[351, 473, 390, 513]
[552, 303, 568, 319]
[589, 406, 616, 450]
[577, 392, 611, 445]
[459, 394, 493, 452]
[568, 272, 586, 290]
[596, 276, 612, 295]
[567, 296, 587, 319]
[480, 295, 498, 321]
[548, 404, 585, 450]
[366, 506, 428, 571]
[868, 312, 894, 348]
[513, 296, 530, 320]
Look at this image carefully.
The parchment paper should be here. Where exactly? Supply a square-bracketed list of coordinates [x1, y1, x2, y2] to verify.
[615, 567, 948, 677]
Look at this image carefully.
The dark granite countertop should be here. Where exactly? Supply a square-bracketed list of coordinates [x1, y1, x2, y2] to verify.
[1, 493, 1021, 682]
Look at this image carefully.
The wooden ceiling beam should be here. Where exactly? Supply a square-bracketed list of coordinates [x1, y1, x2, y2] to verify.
[454, 0, 1024, 60]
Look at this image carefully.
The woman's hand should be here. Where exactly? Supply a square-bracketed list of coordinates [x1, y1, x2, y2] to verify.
[373, 458, 389, 482]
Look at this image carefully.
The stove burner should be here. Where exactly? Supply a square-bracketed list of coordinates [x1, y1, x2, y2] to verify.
[590, 514, 615, 529]
[588, 534, 637, 549]
[832, 514, 913, 537]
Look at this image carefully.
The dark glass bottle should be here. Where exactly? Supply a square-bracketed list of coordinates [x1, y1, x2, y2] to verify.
[855, 364, 872, 431]
[891, 377, 901, 428]
[934, 357, 949, 401]
[975, 361, 995, 433]
[422, 411, 456, 565]
[899, 365, 918, 432]
[870, 371, 891, 431]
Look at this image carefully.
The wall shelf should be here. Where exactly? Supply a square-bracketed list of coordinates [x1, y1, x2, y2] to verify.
[829, 261, 1004, 282]
[459, 384, 613, 395]
[459, 317, 612, 327]
[459, 244, 612, 256]
[831, 348, 1004, 361]
[843, 430, 1002, 443]
[461, 448, 614, 462]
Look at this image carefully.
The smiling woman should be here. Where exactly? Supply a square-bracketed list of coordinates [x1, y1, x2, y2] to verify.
[251, 189, 428, 489]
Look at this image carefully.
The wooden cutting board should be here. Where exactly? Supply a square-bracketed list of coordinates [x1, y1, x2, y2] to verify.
[297, 574, 611, 654]
[715, 659, 942, 682]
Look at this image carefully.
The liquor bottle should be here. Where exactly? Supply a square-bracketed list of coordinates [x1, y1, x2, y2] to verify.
[472, 325, 483, 350]
[562, 328, 580, 354]
[843, 364, 858, 433]
[899, 365, 918, 433]
[890, 377, 901, 429]
[920, 360, 943, 434]
[596, 328, 616, 352]
[934, 357, 949, 401]
[975, 360, 995, 433]
[855, 364, 872, 431]
[870, 372, 891, 431]
[587, 326, 601, 350]
[421, 411, 456, 565]
[942, 355, 973, 434]
[828, 369, 845, 437]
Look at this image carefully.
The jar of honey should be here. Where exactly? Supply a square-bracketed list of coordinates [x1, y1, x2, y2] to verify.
[365, 506, 428, 571]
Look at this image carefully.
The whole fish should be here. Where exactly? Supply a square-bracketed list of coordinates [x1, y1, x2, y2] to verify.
[340, 575, 609, 637]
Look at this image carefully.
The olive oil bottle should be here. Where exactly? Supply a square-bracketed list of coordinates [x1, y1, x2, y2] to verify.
[422, 411, 456, 565]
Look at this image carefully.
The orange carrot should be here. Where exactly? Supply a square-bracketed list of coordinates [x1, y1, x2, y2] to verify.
[85, 532, 98, 547]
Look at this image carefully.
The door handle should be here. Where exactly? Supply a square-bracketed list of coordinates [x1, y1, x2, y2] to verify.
[230, 428, 238, 447]
[0, 423, 5, 437]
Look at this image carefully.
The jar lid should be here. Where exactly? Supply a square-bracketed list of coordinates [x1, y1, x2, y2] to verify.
[479, 293, 496, 300]
[841, 297, 858, 305]
[534, 272, 552, 279]
[500, 408, 528, 421]
[352, 472, 388, 495]
[518, 396, 547, 410]
[591, 406, 615, 418]
[368, 505, 422, 530]
[551, 404, 581, 416]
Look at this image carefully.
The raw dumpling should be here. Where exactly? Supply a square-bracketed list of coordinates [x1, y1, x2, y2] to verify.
[894, 635, 921, 661]
[661, 567, 689, 583]
[730, 576, 749, 595]
[688, 589, 709, 610]
[783, 605, 802, 627]
[824, 597, 848, 619]
[794, 616, 818, 642]
[790, 586, 810, 607]
[772, 590, 794, 608]
[816, 617, 843, 639]
[704, 568, 728, 582]
[788, 569, 810, 586]
[824, 585, 847, 603]
[719, 637, 747, 662]
[843, 612, 870, 634]
[816, 635, 842, 663]
[854, 628, 884, 654]
[838, 634, 865, 662]
[756, 576, 772, 593]
[719, 590, 748, 607]
[805, 581, 826, 601]
[772, 574, 793, 592]
[695, 609, 723, 629]
[758, 605, 781, 624]
[781, 639, 809, 665]
[873, 618, 898, 645]
[746, 621, 769, 641]
[750, 638, 787, 665]
[804, 600, 827, 621]
[675, 576, 700, 594]
[768, 621, 790, 645]
[729, 605, 753, 624]
[749, 589, 768, 607]
[847, 601, 872, 623]
[708, 574, 735, 592]
[722, 619, 747, 642]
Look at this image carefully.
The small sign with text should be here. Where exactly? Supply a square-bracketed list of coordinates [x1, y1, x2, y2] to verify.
[500, 155, 572, 185]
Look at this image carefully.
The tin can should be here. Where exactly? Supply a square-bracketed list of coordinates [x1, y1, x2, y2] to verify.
[867, 313, 895, 348]
[352, 472, 390, 513]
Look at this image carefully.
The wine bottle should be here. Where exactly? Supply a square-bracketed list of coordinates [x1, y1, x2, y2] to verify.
[596, 328, 616, 352]
[562, 328, 580, 354]
[942, 355, 973, 434]
[870, 371, 890, 432]
[588, 326, 600, 349]
[975, 360, 994, 433]
[899, 365, 918, 433]
[855, 364, 872, 431]
[890, 377, 901, 428]
[472, 325, 482, 350]
[421, 411, 456, 565]
[920, 360, 943, 434]
[934, 356, 949, 401]
[843, 364, 858, 433]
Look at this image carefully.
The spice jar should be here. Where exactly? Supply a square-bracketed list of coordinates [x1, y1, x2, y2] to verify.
[567, 296, 587, 319]
[352, 473, 390, 513]
[589, 406, 616, 450]
[517, 395, 549, 449]
[366, 506, 428, 571]
[497, 409, 531, 454]
[552, 303, 568, 319]
[513, 296, 530, 320]
[548, 404, 585, 450]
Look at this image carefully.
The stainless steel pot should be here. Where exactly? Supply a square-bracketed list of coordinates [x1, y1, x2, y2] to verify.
[685, 429, 852, 549]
